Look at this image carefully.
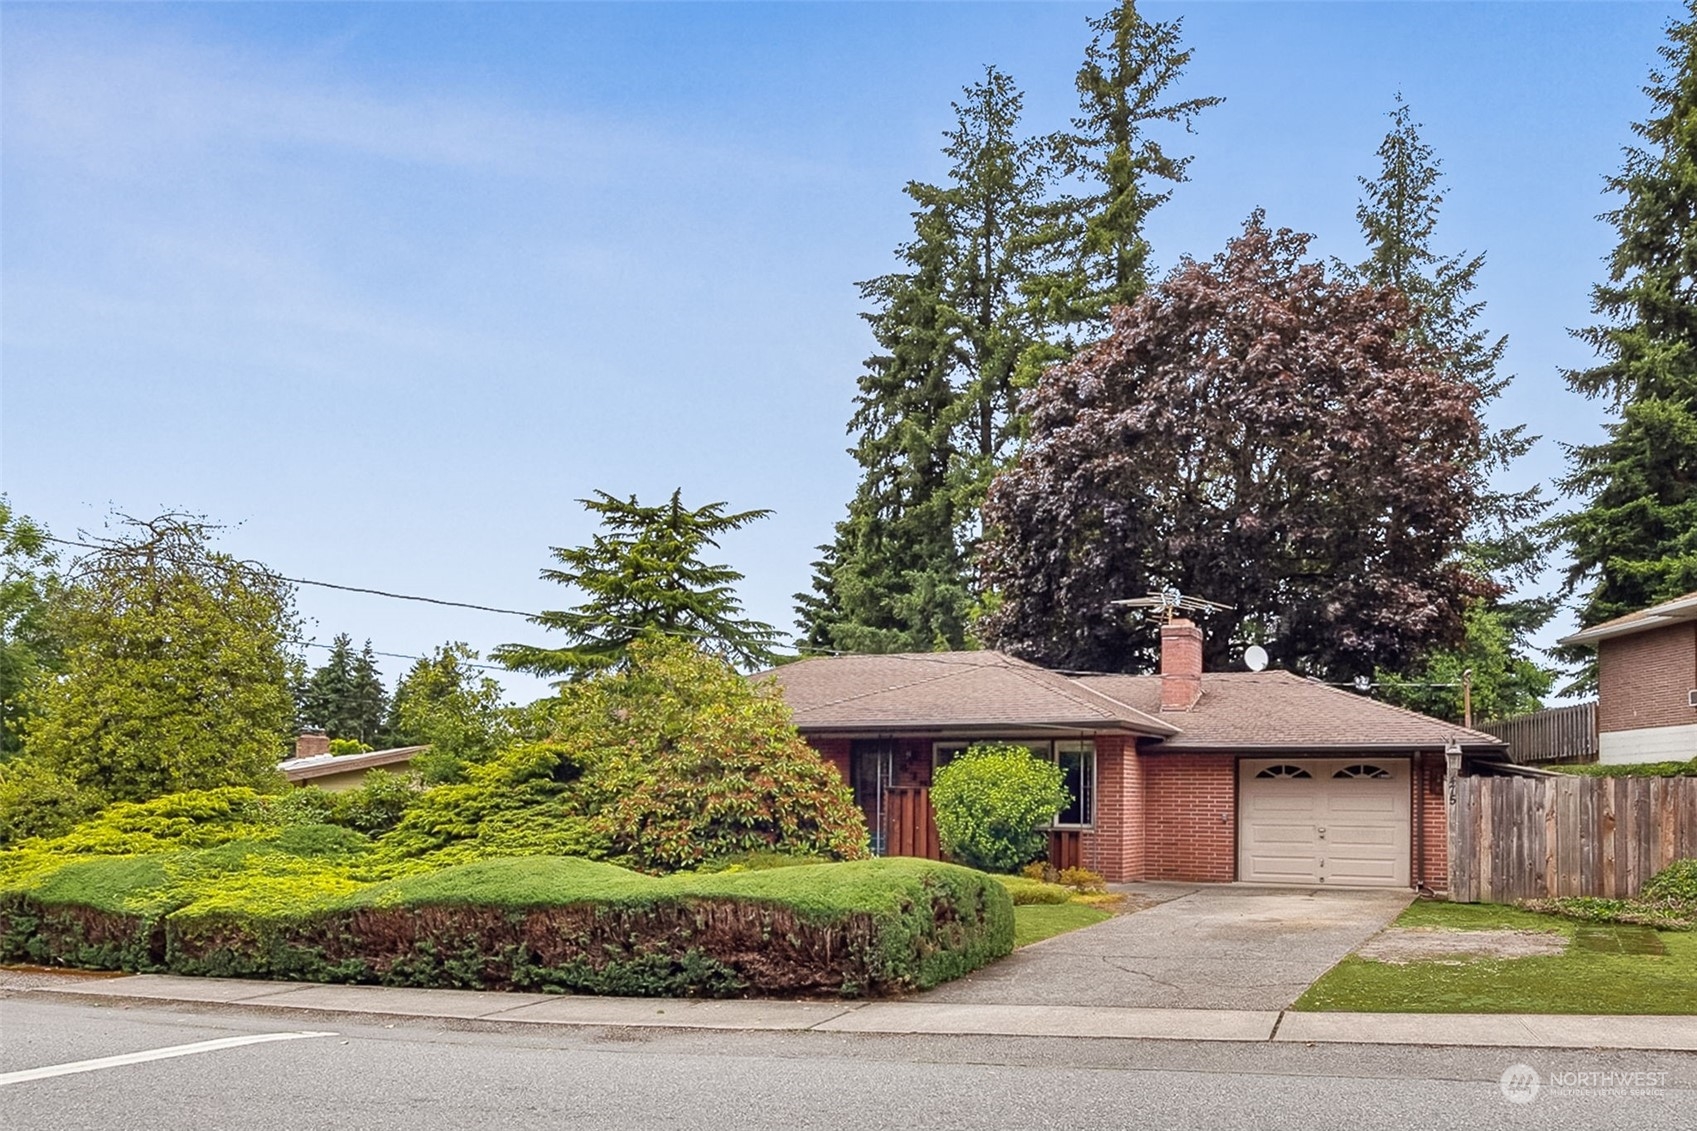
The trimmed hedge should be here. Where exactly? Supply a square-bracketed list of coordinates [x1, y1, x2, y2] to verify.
[0, 855, 1011, 998]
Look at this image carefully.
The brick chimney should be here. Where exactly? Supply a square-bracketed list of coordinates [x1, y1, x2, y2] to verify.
[293, 729, 331, 761]
[1159, 618, 1204, 712]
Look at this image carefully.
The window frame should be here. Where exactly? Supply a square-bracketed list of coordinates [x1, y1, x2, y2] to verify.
[930, 738, 1097, 830]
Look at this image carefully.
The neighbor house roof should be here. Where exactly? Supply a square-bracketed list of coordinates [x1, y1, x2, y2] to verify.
[1069, 670, 1505, 752]
[758, 651, 1179, 737]
[1557, 590, 1697, 648]
[280, 745, 428, 784]
[763, 652, 1504, 752]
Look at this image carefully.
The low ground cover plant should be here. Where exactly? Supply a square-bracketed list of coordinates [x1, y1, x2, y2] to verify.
[0, 850, 1011, 997]
[1551, 758, 1697, 778]
[1520, 859, 1697, 931]
[0, 641, 1028, 997]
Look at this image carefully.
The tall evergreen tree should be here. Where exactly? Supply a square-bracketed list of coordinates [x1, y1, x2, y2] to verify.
[497, 490, 781, 678]
[943, 67, 1053, 508]
[799, 201, 967, 653]
[1555, 4, 1697, 644]
[297, 633, 389, 745]
[1026, 0, 1221, 356]
[1351, 96, 1556, 715]
[799, 68, 1049, 652]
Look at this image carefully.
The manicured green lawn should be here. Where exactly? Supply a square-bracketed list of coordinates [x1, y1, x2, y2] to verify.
[1013, 902, 1110, 947]
[1294, 900, 1697, 1014]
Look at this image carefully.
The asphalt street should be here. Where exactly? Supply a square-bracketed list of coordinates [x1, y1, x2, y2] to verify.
[2, 998, 1694, 1131]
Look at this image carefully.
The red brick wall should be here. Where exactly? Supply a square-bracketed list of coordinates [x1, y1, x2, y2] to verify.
[1598, 624, 1697, 733]
[1413, 754, 1448, 891]
[1141, 753, 1236, 882]
[806, 737, 939, 787]
[1079, 734, 1144, 882]
[808, 737, 851, 784]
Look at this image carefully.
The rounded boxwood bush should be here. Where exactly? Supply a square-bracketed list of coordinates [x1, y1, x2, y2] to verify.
[930, 744, 1067, 874]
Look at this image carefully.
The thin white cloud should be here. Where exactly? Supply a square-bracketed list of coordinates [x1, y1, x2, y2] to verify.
[4, 22, 571, 177]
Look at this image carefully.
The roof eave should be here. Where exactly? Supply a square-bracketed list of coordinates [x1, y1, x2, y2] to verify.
[795, 718, 1178, 738]
[1559, 594, 1697, 646]
[1146, 739, 1508, 754]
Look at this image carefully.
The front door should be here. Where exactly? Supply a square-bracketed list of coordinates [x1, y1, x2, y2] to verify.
[850, 740, 895, 855]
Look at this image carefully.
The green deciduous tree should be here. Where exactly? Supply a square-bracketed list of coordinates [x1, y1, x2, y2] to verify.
[799, 69, 1048, 653]
[981, 214, 1486, 679]
[498, 490, 781, 678]
[930, 743, 1068, 874]
[386, 642, 512, 784]
[1555, 5, 1697, 648]
[297, 634, 389, 745]
[1374, 600, 1555, 724]
[1027, 0, 1222, 353]
[22, 514, 297, 802]
[0, 498, 62, 760]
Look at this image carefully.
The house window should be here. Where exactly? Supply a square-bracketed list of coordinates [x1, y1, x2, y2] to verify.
[1054, 741, 1095, 829]
[930, 739, 1096, 829]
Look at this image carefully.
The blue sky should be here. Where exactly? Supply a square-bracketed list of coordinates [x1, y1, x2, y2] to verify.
[0, 2, 1673, 700]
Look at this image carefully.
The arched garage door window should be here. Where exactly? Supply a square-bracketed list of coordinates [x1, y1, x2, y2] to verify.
[1333, 764, 1392, 779]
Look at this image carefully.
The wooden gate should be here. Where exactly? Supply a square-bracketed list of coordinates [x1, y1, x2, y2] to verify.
[1449, 775, 1697, 902]
[1048, 829, 1084, 871]
[883, 786, 941, 860]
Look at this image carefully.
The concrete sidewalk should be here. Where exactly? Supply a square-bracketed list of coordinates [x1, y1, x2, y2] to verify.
[13, 974, 1697, 1052]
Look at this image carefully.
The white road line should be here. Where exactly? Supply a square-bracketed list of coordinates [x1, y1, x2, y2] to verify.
[0, 1031, 337, 1086]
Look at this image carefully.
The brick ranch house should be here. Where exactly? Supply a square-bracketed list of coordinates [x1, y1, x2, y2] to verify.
[1559, 589, 1697, 765]
[762, 619, 1505, 890]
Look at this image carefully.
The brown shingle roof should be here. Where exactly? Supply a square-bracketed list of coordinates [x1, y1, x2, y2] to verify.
[758, 652, 1178, 736]
[764, 652, 1503, 751]
[1558, 590, 1697, 647]
[1069, 671, 1505, 751]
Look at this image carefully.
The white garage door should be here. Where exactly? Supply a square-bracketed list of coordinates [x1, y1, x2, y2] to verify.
[1238, 758, 1410, 887]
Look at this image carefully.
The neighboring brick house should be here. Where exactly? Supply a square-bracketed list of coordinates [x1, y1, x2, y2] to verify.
[1560, 590, 1697, 765]
[761, 620, 1503, 890]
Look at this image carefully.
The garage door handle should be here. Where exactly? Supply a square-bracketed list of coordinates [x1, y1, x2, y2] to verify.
[1317, 828, 1326, 839]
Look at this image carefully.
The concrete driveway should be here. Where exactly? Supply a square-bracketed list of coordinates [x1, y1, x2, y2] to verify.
[923, 883, 1411, 1010]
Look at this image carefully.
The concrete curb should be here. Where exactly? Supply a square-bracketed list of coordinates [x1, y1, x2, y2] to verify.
[15, 974, 1697, 1051]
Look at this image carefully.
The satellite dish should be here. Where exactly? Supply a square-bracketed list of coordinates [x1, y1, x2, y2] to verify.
[1243, 645, 1268, 672]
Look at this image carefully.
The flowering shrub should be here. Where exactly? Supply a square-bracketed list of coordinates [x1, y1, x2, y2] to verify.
[931, 744, 1067, 874]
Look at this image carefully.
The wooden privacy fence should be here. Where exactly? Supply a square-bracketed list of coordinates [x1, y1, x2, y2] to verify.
[1449, 775, 1697, 902]
[1477, 702, 1599, 765]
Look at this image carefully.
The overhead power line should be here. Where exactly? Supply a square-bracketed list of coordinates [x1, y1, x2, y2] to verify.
[292, 638, 512, 674]
[46, 535, 540, 619]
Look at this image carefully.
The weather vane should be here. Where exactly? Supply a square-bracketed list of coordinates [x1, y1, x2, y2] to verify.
[1109, 588, 1234, 623]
